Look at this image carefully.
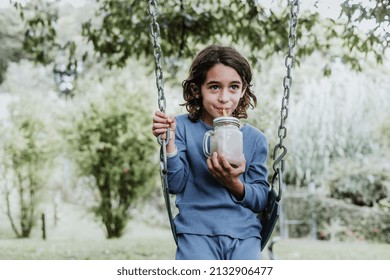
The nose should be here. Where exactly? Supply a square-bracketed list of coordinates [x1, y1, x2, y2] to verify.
[218, 88, 229, 103]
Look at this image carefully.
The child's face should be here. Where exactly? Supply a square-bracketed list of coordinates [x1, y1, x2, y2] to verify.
[200, 63, 245, 126]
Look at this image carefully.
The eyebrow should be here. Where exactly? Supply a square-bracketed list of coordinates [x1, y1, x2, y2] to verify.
[205, 80, 242, 85]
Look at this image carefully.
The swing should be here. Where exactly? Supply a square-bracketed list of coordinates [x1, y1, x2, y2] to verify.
[148, 0, 300, 251]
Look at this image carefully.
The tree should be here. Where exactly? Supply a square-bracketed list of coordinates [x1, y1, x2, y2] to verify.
[64, 76, 157, 238]
[81, 0, 390, 67]
[9, 0, 390, 96]
[0, 8, 24, 84]
[8, 0, 80, 97]
[0, 96, 54, 238]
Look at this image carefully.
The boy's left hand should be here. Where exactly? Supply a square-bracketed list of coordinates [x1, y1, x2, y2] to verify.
[207, 152, 246, 200]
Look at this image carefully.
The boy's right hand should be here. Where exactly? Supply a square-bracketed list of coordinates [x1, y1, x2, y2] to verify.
[152, 111, 176, 148]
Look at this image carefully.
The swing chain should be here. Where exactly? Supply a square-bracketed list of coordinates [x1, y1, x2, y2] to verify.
[272, 0, 300, 193]
[148, 0, 170, 174]
[148, 0, 166, 113]
[148, 0, 177, 245]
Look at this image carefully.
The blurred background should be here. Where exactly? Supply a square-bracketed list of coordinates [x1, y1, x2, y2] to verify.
[0, 0, 389, 260]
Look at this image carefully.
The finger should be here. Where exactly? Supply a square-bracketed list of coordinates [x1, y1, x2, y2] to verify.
[152, 123, 169, 135]
[211, 153, 226, 177]
[206, 157, 213, 171]
[153, 122, 170, 130]
[218, 154, 232, 170]
[166, 115, 173, 123]
[166, 115, 176, 130]
[207, 156, 222, 178]
[153, 129, 168, 138]
[154, 110, 167, 119]
[211, 152, 221, 168]
[153, 114, 169, 125]
[207, 153, 219, 172]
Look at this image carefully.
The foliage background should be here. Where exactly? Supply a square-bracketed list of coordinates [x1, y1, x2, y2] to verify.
[0, 0, 390, 259]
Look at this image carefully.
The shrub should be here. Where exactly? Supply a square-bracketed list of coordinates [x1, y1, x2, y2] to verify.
[325, 157, 390, 207]
[63, 82, 158, 238]
[281, 191, 390, 243]
[316, 197, 390, 243]
[0, 94, 55, 238]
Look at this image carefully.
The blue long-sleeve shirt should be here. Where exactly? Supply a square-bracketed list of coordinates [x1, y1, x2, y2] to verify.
[167, 114, 269, 239]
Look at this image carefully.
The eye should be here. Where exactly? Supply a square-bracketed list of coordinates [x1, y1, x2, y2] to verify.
[230, 84, 240, 91]
[209, 85, 220, 91]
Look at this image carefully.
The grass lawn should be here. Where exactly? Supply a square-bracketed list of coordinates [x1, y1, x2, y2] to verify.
[1, 203, 390, 260]
[1, 232, 390, 260]
[268, 238, 390, 260]
[2, 227, 390, 260]
[0, 235, 176, 260]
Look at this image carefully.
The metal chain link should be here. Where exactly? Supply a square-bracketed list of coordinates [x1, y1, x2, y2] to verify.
[271, 0, 300, 198]
[147, 0, 177, 245]
[148, 0, 170, 169]
[148, 0, 166, 113]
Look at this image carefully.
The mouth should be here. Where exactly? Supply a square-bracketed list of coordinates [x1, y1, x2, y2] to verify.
[217, 108, 229, 115]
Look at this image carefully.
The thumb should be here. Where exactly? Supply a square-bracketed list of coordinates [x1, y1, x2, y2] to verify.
[167, 115, 176, 129]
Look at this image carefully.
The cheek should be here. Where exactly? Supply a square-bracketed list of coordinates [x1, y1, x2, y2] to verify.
[237, 91, 245, 103]
[232, 94, 243, 110]
[235, 93, 244, 103]
[202, 92, 216, 104]
[201, 97, 212, 109]
[240, 89, 245, 99]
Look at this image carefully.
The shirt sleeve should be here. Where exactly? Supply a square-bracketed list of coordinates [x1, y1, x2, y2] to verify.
[231, 130, 270, 213]
[166, 117, 189, 194]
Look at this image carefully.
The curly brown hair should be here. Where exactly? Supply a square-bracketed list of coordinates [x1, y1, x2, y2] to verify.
[181, 45, 257, 122]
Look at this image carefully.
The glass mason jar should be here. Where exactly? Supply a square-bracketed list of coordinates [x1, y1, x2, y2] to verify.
[203, 116, 243, 167]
